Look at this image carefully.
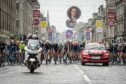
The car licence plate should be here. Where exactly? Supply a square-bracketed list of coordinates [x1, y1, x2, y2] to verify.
[92, 57, 100, 59]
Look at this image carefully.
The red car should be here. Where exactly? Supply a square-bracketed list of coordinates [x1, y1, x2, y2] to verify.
[81, 43, 109, 66]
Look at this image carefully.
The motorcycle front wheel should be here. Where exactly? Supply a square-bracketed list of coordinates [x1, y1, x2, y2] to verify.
[30, 65, 34, 73]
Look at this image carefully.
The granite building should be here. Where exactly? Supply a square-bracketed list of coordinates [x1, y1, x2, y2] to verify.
[0, 0, 16, 40]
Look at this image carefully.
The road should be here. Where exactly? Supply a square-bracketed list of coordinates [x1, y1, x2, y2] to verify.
[0, 63, 126, 84]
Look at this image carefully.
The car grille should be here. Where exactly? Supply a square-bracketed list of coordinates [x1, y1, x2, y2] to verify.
[89, 53, 103, 56]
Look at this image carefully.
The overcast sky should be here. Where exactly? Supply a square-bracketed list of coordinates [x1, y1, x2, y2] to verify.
[39, 0, 106, 32]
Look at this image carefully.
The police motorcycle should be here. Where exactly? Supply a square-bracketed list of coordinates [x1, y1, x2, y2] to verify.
[24, 35, 42, 73]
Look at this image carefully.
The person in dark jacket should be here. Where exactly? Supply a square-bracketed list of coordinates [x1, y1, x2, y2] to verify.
[7, 40, 16, 65]
[0, 40, 6, 65]
[0, 40, 6, 54]
[122, 43, 126, 64]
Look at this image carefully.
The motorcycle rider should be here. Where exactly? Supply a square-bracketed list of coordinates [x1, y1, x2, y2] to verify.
[24, 34, 42, 66]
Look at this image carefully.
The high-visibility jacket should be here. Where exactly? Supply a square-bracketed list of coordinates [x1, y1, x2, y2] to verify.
[19, 43, 25, 52]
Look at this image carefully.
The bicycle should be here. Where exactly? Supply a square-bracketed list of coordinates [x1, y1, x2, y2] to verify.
[0, 52, 5, 67]
[53, 50, 58, 64]
[15, 51, 21, 65]
[59, 51, 63, 63]
[63, 52, 68, 65]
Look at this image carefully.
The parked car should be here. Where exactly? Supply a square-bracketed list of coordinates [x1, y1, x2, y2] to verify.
[81, 43, 109, 66]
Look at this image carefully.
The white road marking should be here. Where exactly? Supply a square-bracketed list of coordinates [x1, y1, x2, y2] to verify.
[74, 64, 92, 84]
[83, 75, 92, 84]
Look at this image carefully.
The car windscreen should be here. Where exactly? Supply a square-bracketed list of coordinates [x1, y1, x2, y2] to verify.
[85, 44, 105, 50]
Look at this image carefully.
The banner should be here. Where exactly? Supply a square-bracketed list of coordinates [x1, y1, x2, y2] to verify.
[33, 10, 40, 18]
[96, 28, 103, 33]
[48, 32, 52, 41]
[41, 28, 46, 33]
[85, 32, 90, 40]
[48, 28, 53, 32]
[40, 21, 47, 28]
[96, 20, 102, 28]
[32, 2, 40, 9]
[66, 30, 73, 39]
[107, 9, 116, 27]
[66, 6, 81, 28]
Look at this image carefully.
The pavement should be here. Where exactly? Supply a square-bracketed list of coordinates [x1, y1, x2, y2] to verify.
[0, 62, 126, 84]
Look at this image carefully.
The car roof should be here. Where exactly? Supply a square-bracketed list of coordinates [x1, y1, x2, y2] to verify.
[87, 43, 100, 45]
[86, 43, 105, 47]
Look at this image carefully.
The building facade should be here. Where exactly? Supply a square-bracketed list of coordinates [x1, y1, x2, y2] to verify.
[115, 0, 126, 42]
[16, 0, 33, 35]
[0, 0, 16, 40]
[91, 13, 98, 42]
[105, 0, 126, 43]
[105, 0, 116, 43]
